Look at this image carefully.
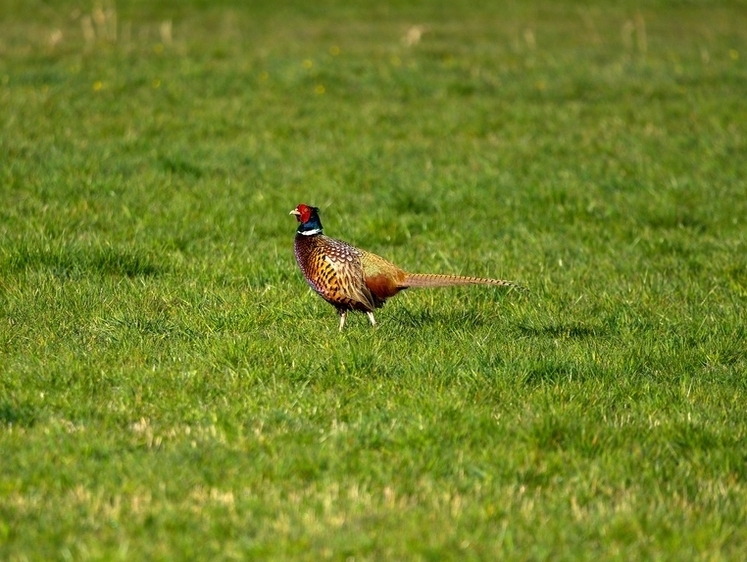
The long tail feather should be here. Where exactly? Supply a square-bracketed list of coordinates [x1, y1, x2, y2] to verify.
[402, 273, 526, 291]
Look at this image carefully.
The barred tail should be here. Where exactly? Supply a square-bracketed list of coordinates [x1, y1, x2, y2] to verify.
[402, 273, 526, 291]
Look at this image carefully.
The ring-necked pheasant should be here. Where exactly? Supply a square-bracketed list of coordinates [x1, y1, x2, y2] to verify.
[290, 204, 525, 330]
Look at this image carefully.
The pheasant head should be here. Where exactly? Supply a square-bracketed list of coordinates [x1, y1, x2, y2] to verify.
[290, 204, 323, 235]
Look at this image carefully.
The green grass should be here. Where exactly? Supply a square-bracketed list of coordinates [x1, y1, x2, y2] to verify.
[2, 0, 747, 559]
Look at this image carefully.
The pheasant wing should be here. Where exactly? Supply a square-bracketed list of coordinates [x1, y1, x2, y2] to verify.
[310, 237, 378, 313]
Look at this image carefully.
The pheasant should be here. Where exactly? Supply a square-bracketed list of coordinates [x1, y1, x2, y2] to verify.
[290, 204, 525, 330]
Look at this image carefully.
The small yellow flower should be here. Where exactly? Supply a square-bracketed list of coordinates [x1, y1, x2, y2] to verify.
[154, 43, 164, 54]
[93, 80, 103, 91]
[314, 84, 325, 95]
[729, 49, 739, 60]
[329, 45, 340, 56]
[302, 59, 313, 69]
[152, 79, 161, 88]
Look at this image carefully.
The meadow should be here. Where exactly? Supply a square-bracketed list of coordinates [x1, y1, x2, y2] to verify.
[1, 0, 746, 559]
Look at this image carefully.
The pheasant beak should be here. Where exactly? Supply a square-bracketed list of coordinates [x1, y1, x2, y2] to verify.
[289, 208, 301, 216]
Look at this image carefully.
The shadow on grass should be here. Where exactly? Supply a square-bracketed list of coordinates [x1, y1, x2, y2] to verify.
[522, 359, 610, 387]
[0, 400, 37, 428]
[517, 323, 605, 339]
[1, 245, 162, 278]
[642, 210, 708, 233]
[390, 307, 494, 329]
[158, 153, 204, 178]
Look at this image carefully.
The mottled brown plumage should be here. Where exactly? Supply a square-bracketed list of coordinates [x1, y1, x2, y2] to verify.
[290, 204, 525, 329]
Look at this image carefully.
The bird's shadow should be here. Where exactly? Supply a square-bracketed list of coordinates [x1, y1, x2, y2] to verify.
[388, 307, 494, 329]
[388, 308, 606, 340]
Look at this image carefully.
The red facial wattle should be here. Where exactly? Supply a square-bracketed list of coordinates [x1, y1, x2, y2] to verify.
[295, 204, 312, 223]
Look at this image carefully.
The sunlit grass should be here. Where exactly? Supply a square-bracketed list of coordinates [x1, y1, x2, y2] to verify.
[1, 0, 746, 560]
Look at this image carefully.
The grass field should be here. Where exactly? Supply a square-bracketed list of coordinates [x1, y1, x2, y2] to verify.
[2, 0, 746, 559]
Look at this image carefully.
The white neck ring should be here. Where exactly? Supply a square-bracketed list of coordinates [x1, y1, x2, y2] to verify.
[300, 228, 322, 236]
